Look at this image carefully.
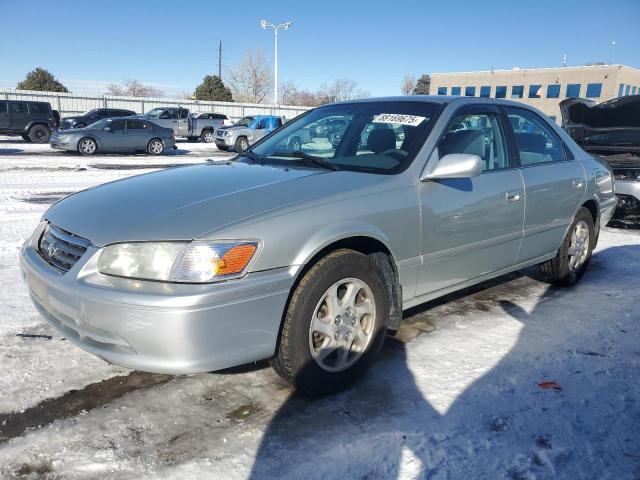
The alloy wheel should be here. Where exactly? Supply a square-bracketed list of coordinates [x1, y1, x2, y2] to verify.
[79, 139, 96, 154]
[149, 140, 163, 154]
[568, 220, 590, 272]
[309, 278, 376, 372]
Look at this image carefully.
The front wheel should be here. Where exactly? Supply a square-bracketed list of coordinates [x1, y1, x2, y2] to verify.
[78, 137, 97, 155]
[235, 136, 249, 152]
[270, 249, 389, 396]
[540, 207, 595, 286]
[147, 138, 164, 155]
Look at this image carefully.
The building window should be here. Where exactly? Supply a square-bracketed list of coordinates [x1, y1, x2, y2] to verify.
[618, 84, 625, 97]
[465, 86, 476, 96]
[451, 86, 461, 96]
[547, 84, 561, 98]
[528, 85, 542, 98]
[566, 83, 581, 98]
[495, 86, 507, 98]
[511, 85, 524, 98]
[480, 86, 491, 98]
[625, 85, 631, 95]
[633, 86, 638, 95]
[586, 83, 602, 98]
[437, 86, 447, 95]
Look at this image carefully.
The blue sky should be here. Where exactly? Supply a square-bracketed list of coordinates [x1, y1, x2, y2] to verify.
[1, 0, 638, 97]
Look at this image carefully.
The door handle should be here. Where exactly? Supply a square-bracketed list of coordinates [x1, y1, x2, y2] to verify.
[505, 191, 521, 203]
[573, 179, 584, 189]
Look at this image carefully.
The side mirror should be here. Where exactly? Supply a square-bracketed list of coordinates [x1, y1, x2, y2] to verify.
[421, 153, 482, 181]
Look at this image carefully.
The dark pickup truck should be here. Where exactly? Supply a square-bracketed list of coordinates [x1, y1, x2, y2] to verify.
[0, 100, 59, 143]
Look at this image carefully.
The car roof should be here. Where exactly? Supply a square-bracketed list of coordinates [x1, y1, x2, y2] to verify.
[332, 95, 540, 109]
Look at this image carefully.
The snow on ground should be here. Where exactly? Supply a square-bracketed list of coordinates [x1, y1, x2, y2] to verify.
[0, 136, 639, 479]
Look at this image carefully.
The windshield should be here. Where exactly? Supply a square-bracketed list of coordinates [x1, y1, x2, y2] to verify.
[234, 116, 254, 127]
[250, 101, 440, 174]
[145, 108, 165, 118]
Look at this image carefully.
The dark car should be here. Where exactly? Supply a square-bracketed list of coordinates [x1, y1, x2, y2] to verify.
[59, 108, 137, 130]
[50, 117, 176, 155]
[0, 100, 59, 143]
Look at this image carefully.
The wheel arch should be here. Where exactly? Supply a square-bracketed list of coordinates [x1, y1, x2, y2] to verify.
[581, 198, 599, 225]
[284, 232, 403, 335]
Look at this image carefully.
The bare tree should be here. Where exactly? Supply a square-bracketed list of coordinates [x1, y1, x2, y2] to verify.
[226, 50, 273, 104]
[106, 79, 164, 97]
[401, 74, 416, 95]
[316, 79, 370, 105]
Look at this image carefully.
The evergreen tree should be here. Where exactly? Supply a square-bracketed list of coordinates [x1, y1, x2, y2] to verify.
[194, 75, 233, 102]
[17, 68, 69, 92]
[412, 74, 431, 95]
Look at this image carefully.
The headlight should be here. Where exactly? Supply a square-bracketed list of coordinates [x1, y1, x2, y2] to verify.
[97, 240, 260, 283]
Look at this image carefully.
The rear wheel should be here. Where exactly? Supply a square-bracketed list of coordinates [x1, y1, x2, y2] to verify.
[288, 136, 302, 151]
[270, 249, 389, 396]
[78, 137, 97, 155]
[201, 130, 214, 143]
[235, 136, 249, 152]
[147, 138, 164, 155]
[540, 207, 595, 286]
[28, 125, 50, 143]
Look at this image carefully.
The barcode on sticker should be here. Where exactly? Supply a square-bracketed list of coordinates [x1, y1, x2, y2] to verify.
[373, 114, 426, 126]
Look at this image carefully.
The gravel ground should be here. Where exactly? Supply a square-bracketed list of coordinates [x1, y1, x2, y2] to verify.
[0, 136, 638, 479]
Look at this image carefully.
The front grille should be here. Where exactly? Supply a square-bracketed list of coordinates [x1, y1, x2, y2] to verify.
[38, 223, 90, 272]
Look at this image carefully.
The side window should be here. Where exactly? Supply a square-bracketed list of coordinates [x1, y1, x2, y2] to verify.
[108, 119, 126, 131]
[28, 103, 48, 114]
[438, 112, 508, 172]
[256, 118, 268, 129]
[11, 102, 26, 113]
[179, 109, 189, 119]
[126, 119, 147, 129]
[274, 118, 283, 128]
[505, 107, 566, 165]
[0, 102, 8, 113]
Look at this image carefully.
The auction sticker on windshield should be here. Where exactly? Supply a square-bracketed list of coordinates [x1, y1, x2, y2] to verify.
[373, 114, 426, 126]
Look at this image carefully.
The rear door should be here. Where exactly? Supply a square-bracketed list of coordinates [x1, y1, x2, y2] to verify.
[0, 101, 9, 129]
[9, 102, 28, 130]
[125, 119, 151, 149]
[503, 106, 586, 262]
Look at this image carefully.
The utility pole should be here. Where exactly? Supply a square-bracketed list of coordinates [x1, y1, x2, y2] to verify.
[218, 41, 222, 78]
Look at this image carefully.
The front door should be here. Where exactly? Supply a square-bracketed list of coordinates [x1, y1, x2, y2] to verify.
[100, 119, 127, 150]
[416, 105, 524, 297]
[503, 107, 586, 262]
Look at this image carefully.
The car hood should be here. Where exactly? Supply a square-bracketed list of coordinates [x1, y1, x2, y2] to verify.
[217, 125, 247, 132]
[44, 161, 332, 246]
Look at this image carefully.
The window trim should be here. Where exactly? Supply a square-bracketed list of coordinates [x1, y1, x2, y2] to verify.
[500, 105, 572, 168]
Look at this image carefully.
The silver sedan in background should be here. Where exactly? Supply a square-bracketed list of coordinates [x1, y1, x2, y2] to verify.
[23, 96, 616, 395]
[50, 117, 176, 155]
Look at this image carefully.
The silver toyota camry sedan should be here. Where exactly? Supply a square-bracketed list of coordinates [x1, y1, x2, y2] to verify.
[21, 96, 617, 395]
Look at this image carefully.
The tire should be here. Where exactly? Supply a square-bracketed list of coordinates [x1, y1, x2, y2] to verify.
[540, 207, 595, 286]
[201, 130, 214, 143]
[28, 125, 50, 143]
[21, 134, 32, 143]
[270, 249, 390, 396]
[288, 136, 302, 151]
[147, 138, 164, 155]
[235, 136, 249, 152]
[77, 137, 97, 155]
[75, 123, 86, 129]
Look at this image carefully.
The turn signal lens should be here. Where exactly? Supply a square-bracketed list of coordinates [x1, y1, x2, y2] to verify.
[214, 244, 258, 275]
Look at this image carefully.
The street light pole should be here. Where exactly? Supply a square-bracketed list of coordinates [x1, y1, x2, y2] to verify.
[261, 19, 292, 106]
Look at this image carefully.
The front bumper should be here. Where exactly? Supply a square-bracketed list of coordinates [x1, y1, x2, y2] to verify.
[215, 136, 234, 148]
[611, 180, 640, 226]
[20, 224, 294, 374]
[50, 140, 75, 151]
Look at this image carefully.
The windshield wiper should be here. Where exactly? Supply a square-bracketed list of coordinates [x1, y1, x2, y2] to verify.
[270, 151, 340, 171]
[240, 150, 263, 164]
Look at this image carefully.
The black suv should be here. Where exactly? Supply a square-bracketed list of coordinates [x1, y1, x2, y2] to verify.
[0, 100, 60, 143]
[59, 108, 137, 130]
